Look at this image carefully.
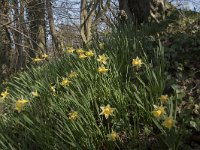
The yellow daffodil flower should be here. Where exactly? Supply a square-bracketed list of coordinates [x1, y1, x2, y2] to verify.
[97, 54, 108, 64]
[1, 90, 9, 99]
[61, 78, 71, 86]
[76, 49, 84, 54]
[67, 49, 74, 53]
[132, 57, 143, 69]
[68, 71, 77, 79]
[33, 57, 43, 62]
[41, 54, 48, 59]
[159, 95, 169, 103]
[85, 50, 94, 57]
[69, 111, 78, 120]
[162, 117, 175, 129]
[107, 130, 118, 141]
[66, 47, 75, 54]
[31, 90, 39, 97]
[15, 99, 29, 112]
[100, 104, 115, 119]
[98, 66, 109, 74]
[152, 105, 165, 118]
[79, 53, 87, 59]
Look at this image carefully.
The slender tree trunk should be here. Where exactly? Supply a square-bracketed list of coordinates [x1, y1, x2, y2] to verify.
[80, 0, 97, 47]
[46, 0, 63, 55]
[13, 0, 24, 70]
[80, 0, 110, 47]
[80, 0, 89, 46]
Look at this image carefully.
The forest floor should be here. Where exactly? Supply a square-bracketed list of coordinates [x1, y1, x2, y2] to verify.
[159, 10, 200, 148]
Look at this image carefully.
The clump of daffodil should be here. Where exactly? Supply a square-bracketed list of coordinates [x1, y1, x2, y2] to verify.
[61, 78, 71, 86]
[1, 90, 9, 99]
[41, 54, 48, 60]
[76, 48, 84, 54]
[100, 104, 115, 119]
[85, 50, 94, 57]
[98, 66, 110, 74]
[152, 105, 165, 119]
[15, 99, 29, 113]
[66, 47, 75, 54]
[132, 57, 143, 69]
[162, 117, 175, 129]
[69, 111, 78, 120]
[68, 71, 78, 79]
[159, 95, 169, 103]
[97, 54, 108, 64]
[79, 53, 87, 59]
[31, 90, 39, 97]
[33, 57, 43, 63]
[107, 130, 119, 141]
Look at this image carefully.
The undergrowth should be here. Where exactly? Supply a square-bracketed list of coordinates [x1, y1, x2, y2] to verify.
[0, 13, 199, 149]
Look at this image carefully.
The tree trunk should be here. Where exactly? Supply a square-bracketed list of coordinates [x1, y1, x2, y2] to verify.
[80, 0, 110, 47]
[80, 0, 100, 47]
[119, 0, 171, 23]
[46, 0, 63, 55]
[13, 0, 24, 70]
[0, 0, 12, 80]
[80, 0, 91, 46]
[27, 0, 46, 59]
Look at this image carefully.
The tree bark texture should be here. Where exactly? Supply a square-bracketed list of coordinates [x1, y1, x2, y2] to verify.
[0, 0, 12, 80]
[80, 0, 110, 46]
[13, 0, 25, 70]
[46, 0, 63, 55]
[119, 0, 170, 23]
[80, 0, 94, 46]
[27, 0, 46, 58]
